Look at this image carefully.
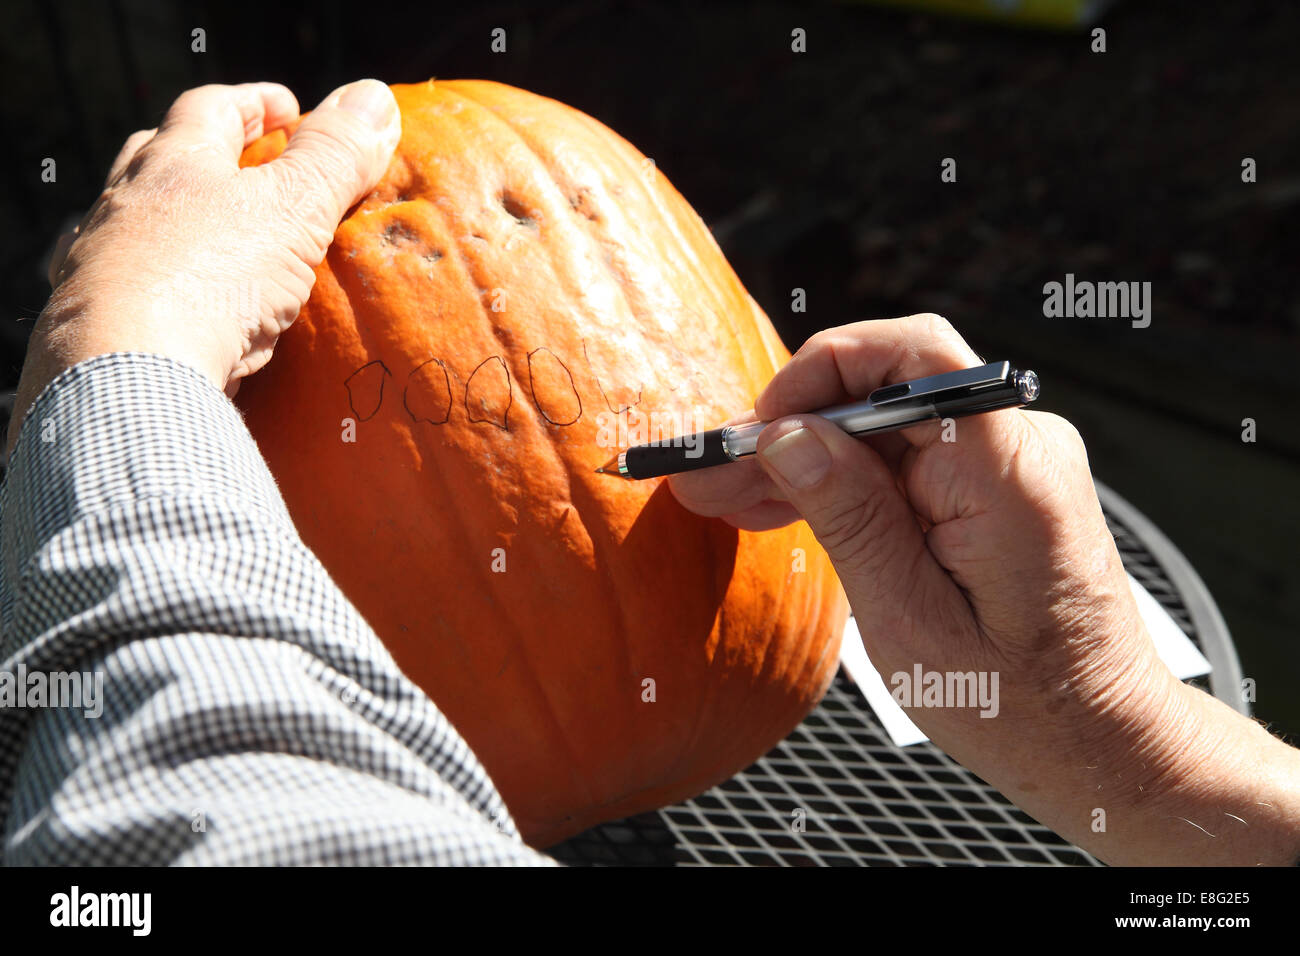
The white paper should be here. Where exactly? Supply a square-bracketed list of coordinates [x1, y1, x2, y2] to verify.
[839, 572, 1212, 748]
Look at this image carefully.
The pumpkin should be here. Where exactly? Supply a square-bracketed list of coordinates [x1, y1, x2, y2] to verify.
[236, 79, 847, 847]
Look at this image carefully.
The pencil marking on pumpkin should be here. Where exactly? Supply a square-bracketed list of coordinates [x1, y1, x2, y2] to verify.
[466, 355, 513, 430]
[527, 347, 582, 426]
[344, 360, 392, 421]
[582, 337, 642, 414]
[404, 358, 454, 425]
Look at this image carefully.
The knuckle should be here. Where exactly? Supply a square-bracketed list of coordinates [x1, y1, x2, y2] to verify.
[921, 312, 969, 352]
[1018, 412, 1093, 505]
[1040, 412, 1088, 461]
[793, 327, 830, 359]
[165, 85, 217, 119]
[920, 312, 954, 337]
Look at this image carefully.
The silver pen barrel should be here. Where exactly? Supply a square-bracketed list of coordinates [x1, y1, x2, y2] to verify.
[719, 401, 938, 460]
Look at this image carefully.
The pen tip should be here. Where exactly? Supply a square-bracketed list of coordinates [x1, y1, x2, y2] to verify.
[595, 453, 621, 476]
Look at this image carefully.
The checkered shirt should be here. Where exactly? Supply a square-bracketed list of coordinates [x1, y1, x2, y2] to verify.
[0, 352, 557, 865]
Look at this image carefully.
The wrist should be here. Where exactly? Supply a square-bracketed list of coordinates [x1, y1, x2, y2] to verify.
[927, 619, 1197, 858]
[38, 296, 229, 386]
[7, 303, 231, 454]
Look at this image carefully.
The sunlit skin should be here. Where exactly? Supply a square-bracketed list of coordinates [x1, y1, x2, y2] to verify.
[9, 79, 1300, 866]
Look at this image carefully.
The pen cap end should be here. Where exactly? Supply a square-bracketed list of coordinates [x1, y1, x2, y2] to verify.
[1015, 369, 1040, 403]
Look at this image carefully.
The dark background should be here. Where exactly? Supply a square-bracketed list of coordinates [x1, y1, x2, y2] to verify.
[2, 0, 1298, 737]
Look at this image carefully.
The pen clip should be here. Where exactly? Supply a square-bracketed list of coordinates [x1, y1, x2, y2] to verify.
[867, 361, 1013, 407]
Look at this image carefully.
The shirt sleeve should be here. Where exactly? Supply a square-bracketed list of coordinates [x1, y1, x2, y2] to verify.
[0, 352, 558, 866]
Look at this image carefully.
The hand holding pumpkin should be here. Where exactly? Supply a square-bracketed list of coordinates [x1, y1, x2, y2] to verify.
[669, 313, 1300, 865]
[7, 78, 401, 452]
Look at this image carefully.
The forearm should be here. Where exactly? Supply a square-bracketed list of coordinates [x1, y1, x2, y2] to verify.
[1109, 679, 1300, 866]
[944, 645, 1300, 866]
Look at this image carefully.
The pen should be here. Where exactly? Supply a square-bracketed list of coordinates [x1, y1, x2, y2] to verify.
[595, 360, 1040, 480]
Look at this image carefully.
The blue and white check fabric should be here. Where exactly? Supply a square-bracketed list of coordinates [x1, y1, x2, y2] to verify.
[0, 352, 555, 865]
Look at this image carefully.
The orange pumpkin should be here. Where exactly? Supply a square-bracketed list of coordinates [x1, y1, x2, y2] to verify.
[236, 79, 847, 847]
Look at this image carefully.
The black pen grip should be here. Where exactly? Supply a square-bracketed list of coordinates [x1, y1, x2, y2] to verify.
[623, 427, 732, 479]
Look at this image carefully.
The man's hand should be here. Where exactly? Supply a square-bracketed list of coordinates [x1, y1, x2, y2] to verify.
[8, 79, 401, 452]
[670, 313, 1300, 866]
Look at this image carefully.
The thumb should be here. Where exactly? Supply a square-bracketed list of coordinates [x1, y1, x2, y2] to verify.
[756, 415, 967, 655]
[265, 79, 401, 233]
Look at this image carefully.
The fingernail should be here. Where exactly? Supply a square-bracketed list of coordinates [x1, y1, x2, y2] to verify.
[760, 426, 831, 490]
[337, 80, 396, 129]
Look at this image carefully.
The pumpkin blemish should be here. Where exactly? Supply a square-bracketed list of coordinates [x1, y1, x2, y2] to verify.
[500, 191, 537, 230]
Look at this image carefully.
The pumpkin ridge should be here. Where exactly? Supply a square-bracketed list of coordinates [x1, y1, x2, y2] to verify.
[563, 470, 638, 670]
[415, 86, 664, 819]
[553, 477, 646, 808]
[655, 567, 730, 792]
[531, 90, 740, 320]
[439, 82, 729, 399]
[432, 84, 656, 375]
[701, 588, 774, 780]
[681, 520, 754, 782]
[767, 548, 803, 693]
[554, 113, 754, 370]
[439, 441, 606, 825]
[498, 453, 635, 827]
[804, 594, 840, 698]
[319, 234, 388, 385]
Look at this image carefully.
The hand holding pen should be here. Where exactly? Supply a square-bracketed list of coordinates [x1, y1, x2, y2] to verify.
[662, 314, 1300, 866]
[598, 360, 1039, 480]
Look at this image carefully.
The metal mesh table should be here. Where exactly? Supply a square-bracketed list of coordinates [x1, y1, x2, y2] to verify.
[547, 479, 1246, 866]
